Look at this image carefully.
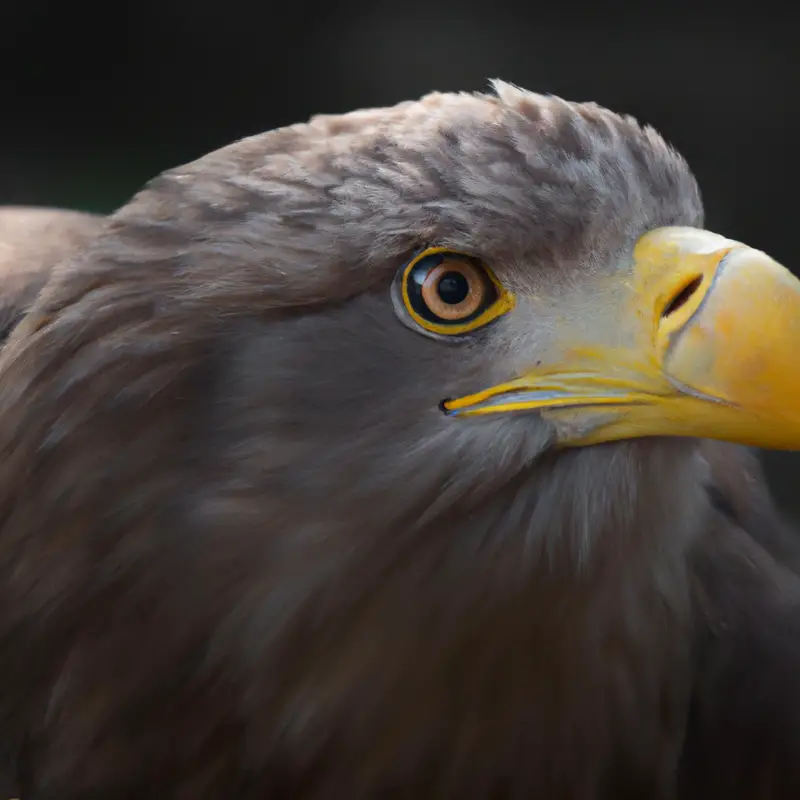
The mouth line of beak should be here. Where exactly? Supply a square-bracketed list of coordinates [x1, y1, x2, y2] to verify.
[442, 382, 656, 417]
[441, 391, 646, 417]
[442, 373, 735, 418]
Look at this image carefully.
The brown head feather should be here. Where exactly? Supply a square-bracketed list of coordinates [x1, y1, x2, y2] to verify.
[0, 206, 104, 339]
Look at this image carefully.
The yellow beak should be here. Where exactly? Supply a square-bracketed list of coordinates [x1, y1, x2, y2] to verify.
[443, 227, 800, 450]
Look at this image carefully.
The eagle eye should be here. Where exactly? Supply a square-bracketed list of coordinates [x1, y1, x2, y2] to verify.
[392, 248, 516, 338]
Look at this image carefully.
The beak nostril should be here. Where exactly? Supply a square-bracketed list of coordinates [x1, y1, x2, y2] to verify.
[662, 275, 703, 318]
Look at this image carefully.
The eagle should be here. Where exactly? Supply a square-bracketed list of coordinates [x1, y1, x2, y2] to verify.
[1, 82, 800, 798]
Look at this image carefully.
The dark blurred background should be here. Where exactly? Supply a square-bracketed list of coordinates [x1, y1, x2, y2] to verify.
[1, 1, 799, 513]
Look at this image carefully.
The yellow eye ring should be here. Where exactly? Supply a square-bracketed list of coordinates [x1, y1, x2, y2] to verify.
[393, 247, 516, 337]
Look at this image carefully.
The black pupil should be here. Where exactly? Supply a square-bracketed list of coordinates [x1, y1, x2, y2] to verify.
[436, 271, 470, 305]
